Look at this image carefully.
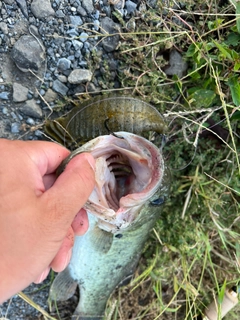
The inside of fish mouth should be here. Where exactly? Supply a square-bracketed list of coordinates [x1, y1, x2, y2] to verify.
[106, 152, 134, 202]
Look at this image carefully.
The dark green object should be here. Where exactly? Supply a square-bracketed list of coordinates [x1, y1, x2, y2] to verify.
[45, 95, 167, 148]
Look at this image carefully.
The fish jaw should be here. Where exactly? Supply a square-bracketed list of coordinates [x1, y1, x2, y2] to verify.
[67, 132, 164, 232]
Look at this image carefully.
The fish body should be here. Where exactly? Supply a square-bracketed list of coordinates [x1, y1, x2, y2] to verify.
[45, 95, 167, 148]
[50, 132, 169, 319]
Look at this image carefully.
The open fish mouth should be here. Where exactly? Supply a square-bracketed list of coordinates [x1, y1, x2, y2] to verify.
[61, 132, 165, 232]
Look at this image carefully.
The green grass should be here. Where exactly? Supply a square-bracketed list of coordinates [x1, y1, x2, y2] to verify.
[103, 0, 240, 319]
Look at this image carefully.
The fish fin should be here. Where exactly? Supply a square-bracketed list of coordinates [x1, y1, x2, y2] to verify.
[89, 226, 113, 254]
[49, 268, 77, 301]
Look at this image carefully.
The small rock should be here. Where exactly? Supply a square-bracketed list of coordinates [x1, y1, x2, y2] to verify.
[16, 0, 28, 18]
[114, 0, 125, 11]
[58, 75, 68, 83]
[69, 15, 83, 26]
[72, 40, 83, 50]
[11, 122, 20, 133]
[57, 58, 71, 71]
[66, 28, 79, 37]
[19, 100, 43, 119]
[44, 88, 58, 102]
[125, 0, 137, 14]
[13, 82, 29, 102]
[68, 69, 93, 84]
[55, 9, 65, 18]
[26, 117, 35, 125]
[2, 107, 8, 115]
[11, 35, 45, 72]
[101, 17, 120, 52]
[31, 0, 55, 19]
[52, 79, 69, 95]
[0, 22, 8, 35]
[0, 92, 9, 100]
[82, 0, 94, 14]
[164, 49, 188, 78]
[79, 32, 88, 42]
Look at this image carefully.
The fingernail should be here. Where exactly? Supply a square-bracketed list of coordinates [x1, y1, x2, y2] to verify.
[63, 248, 72, 270]
[34, 266, 50, 284]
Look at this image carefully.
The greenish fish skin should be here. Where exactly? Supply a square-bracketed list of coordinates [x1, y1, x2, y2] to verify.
[45, 95, 167, 149]
[49, 132, 169, 319]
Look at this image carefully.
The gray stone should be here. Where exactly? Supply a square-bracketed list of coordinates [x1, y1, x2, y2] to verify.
[101, 17, 120, 52]
[44, 88, 58, 102]
[13, 83, 29, 102]
[58, 75, 68, 83]
[68, 69, 93, 84]
[79, 32, 88, 42]
[11, 35, 45, 72]
[0, 92, 9, 100]
[57, 58, 71, 71]
[82, 0, 94, 14]
[66, 28, 79, 37]
[55, 9, 65, 18]
[0, 22, 8, 35]
[72, 40, 83, 50]
[164, 49, 188, 78]
[93, 20, 100, 31]
[76, 6, 87, 16]
[19, 100, 43, 119]
[69, 15, 83, 26]
[113, 0, 125, 11]
[125, 0, 137, 14]
[31, 0, 55, 19]
[16, 0, 28, 18]
[11, 122, 20, 133]
[52, 79, 69, 95]
[26, 117, 35, 125]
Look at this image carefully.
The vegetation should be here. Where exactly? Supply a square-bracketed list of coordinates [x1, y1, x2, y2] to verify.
[103, 0, 240, 319]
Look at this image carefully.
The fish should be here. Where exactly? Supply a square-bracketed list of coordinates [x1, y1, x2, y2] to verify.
[44, 95, 167, 149]
[49, 131, 170, 319]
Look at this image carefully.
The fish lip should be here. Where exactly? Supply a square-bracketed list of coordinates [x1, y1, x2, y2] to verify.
[78, 132, 165, 233]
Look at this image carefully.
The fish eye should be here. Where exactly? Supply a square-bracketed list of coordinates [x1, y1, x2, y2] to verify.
[150, 197, 165, 206]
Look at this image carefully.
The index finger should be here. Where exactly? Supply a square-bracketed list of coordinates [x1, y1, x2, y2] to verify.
[19, 140, 70, 176]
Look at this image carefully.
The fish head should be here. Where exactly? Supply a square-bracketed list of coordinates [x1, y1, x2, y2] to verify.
[60, 132, 168, 232]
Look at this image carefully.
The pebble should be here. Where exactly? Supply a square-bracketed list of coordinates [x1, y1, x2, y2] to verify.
[44, 88, 58, 102]
[68, 69, 93, 84]
[12, 82, 29, 102]
[0, 22, 8, 35]
[82, 0, 94, 14]
[101, 17, 120, 52]
[79, 32, 88, 42]
[19, 99, 43, 118]
[52, 79, 69, 95]
[11, 122, 20, 133]
[57, 57, 71, 71]
[31, 0, 55, 19]
[11, 35, 45, 72]
[0, 92, 9, 100]
[164, 49, 188, 78]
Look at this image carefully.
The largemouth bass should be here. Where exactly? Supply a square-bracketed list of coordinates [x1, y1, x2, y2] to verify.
[45, 95, 167, 149]
[49, 132, 169, 319]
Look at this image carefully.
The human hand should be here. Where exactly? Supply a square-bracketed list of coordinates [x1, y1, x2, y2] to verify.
[0, 139, 95, 303]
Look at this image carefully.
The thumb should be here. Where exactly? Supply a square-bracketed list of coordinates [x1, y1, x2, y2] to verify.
[41, 153, 95, 228]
